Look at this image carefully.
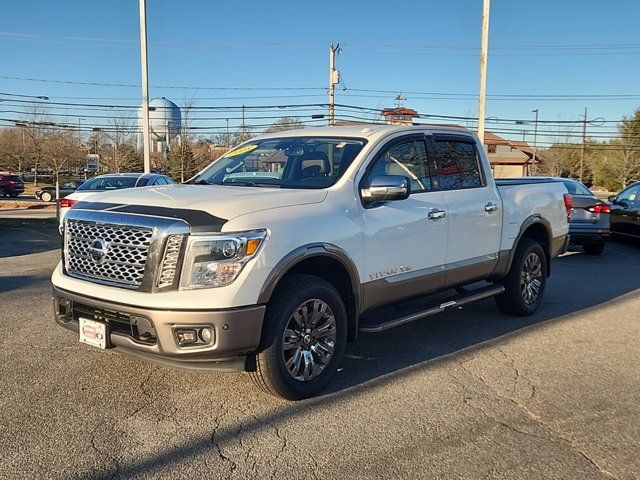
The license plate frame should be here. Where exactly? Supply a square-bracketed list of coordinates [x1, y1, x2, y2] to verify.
[79, 317, 109, 350]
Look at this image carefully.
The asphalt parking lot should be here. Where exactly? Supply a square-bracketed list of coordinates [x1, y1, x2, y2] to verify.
[0, 219, 638, 480]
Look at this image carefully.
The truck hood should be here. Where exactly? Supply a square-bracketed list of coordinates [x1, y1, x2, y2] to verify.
[70, 184, 327, 220]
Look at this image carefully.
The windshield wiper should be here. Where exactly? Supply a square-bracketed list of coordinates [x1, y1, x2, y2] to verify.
[191, 179, 211, 185]
[222, 182, 281, 188]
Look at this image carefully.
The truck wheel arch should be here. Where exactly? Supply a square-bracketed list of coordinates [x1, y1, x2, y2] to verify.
[492, 215, 553, 279]
[257, 243, 362, 342]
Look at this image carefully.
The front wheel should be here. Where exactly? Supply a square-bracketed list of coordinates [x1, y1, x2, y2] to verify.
[250, 274, 347, 400]
[495, 238, 547, 316]
[41, 191, 53, 202]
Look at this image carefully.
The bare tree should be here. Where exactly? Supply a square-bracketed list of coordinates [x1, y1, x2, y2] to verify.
[41, 130, 83, 198]
[101, 117, 141, 173]
[266, 117, 304, 133]
[0, 128, 24, 174]
[21, 104, 51, 186]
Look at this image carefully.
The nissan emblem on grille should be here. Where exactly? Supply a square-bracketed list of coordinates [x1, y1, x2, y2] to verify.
[65, 220, 154, 288]
[88, 238, 108, 264]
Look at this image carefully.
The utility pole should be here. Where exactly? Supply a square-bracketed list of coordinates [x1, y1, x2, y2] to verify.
[531, 108, 539, 176]
[477, 0, 491, 145]
[329, 43, 340, 126]
[580, 107, 588, 182]
[138, 0, 151, 173]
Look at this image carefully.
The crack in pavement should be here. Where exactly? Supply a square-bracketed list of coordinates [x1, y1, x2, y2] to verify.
[456, 358, 617, 479]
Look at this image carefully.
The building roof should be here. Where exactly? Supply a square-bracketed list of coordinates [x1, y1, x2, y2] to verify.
[380, 107, 419, 118]
[485, 132, 535, 159]
[490, 156, 534, 165]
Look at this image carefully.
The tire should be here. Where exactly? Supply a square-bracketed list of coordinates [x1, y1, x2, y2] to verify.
[8, 193, 18, 198]
[41, 191, 53, 202]
[495, 238, 547, 316]
[583, 242, 605, 256]
[250, 274, 347, 400]
[0, 188, 5, 197]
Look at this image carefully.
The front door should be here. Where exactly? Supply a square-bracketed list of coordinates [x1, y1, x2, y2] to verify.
[611, 184, 640, 238]
[428, 135, 501, 287]
[359, 135, 449, 311]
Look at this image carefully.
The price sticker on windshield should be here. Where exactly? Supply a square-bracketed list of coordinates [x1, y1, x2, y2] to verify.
[226, 144, 258, 158]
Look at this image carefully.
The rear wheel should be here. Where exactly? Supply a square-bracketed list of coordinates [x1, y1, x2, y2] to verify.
[40, 191, 53, 202]
[495, 238, 547, 316]
[250, 274, 347, 400]
[583, 242, 605, 256]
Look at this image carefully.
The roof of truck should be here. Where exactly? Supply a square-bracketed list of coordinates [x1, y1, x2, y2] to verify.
[252, 124, 477, 142]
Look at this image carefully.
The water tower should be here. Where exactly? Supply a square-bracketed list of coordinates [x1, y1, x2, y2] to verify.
[138, 97, 182, 153]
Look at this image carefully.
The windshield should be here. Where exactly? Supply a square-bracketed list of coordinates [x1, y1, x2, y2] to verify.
[77, 176, 140, 191]
[191, 136, 366, 189]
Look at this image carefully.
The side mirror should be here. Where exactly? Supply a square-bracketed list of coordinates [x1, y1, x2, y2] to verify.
[361, 175, 410, 203]
[608, 195, 617, 203]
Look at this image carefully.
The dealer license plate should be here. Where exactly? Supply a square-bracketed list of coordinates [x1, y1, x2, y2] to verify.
[79, 318, 108, 349]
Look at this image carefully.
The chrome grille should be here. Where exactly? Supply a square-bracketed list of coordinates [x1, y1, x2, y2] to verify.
[156, 234, 185, 288]
[66, 220, 153, 287]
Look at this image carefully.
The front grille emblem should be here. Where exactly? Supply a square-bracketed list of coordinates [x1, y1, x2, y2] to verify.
[88, 238, 108, 264]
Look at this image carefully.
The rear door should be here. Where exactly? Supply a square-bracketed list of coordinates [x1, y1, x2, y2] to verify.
[427, 134, 501, 287]
[359, 134, 449, 309]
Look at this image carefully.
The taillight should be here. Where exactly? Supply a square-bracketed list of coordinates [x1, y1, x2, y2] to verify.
[59, 198, 77, 208]
[563, 193, 573, 221]
[588, 203, 611, 214]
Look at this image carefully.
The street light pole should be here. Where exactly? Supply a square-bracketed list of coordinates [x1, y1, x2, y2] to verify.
[477, 0, 491, 145]
[531, 108, 538, 176]
[138, 0, 151, 174]
[329, 43, 340, 126]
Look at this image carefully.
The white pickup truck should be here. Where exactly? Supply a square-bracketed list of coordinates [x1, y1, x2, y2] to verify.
[52, 125, 570, 399]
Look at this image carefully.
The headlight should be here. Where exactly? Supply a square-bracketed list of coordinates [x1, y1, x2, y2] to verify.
[179, 230, 267, 290]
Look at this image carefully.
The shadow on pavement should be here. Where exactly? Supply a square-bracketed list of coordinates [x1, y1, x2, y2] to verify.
[79, 244, 640, 480]
[0, 218, 59, 258]
[0, 275, 51, 294]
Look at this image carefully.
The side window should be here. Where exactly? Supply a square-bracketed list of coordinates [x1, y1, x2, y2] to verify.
[433, 140, 483, 190]
[619, 185, 640, 203]
[366, 139, 432, 193]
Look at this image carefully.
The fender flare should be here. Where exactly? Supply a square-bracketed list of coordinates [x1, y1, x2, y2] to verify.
[491, 215, 553, 279]
[256, 243, 362, 340]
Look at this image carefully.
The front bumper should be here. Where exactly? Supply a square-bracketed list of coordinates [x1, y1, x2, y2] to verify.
[53, 286, 265, 371]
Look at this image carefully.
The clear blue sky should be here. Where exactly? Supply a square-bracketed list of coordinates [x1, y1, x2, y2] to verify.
[1, 0, 639, 143]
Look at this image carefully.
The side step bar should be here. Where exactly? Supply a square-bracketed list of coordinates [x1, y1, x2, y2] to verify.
[359, 284, 505, 333]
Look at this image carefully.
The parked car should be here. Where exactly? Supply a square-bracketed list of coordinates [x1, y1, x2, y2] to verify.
[609, 181, 640, 240]
[555, 178, 610, 255]
[0, 173, 25, 197]
[36, 180, 85, 202]
[58, 173, 175, 224]
[52, 125, 570, 399]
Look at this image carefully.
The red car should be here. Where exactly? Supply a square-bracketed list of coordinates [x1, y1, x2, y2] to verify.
[0, 173, 25, 198]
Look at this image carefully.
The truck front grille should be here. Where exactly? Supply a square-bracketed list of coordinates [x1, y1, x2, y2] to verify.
[66, 220, 153, 287]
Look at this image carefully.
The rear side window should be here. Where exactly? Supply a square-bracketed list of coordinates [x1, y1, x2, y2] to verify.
[366, 139, 432, 193]
[432, 140, 483, 190]
[562, 180, 591, 196]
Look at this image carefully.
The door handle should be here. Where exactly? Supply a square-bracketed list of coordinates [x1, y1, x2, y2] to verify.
[428, 209, 447, 220]
[484, 202, 498, 213]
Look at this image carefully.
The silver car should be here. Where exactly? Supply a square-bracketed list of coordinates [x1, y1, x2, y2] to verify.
[554, 178, 611, 255]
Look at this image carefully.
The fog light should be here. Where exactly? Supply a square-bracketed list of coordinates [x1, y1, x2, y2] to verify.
[200, 327, 213, 344]
[176, 329, 198, 346]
